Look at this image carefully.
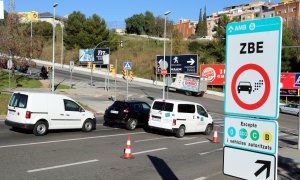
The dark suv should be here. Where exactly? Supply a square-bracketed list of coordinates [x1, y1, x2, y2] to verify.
[104, 100, 151, 130]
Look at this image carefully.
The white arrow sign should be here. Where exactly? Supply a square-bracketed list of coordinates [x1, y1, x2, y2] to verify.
[187, 58, 195, 65]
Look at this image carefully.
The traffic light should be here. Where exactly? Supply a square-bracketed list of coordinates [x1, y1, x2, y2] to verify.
[130, 71, 134, 81]
[122, 70, 126, 80]
[109, 64, 114, 72]
[87, 62, 91, 69]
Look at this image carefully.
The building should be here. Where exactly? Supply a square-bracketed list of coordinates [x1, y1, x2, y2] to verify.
[275, 0, 300, 27]
[174, 19, 198, 38]
[38, 12, 66, 26]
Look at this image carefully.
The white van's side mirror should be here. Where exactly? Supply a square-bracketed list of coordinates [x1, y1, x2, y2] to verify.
[79, 107, 85, 112]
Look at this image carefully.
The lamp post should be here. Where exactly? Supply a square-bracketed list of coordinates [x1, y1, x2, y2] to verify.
[52, 3, 58, 92]
[61, 23, 64, 68]
[163, 11, 171, 100]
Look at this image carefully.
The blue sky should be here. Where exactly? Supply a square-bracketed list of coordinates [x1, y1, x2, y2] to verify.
[5, 0, 280, 28]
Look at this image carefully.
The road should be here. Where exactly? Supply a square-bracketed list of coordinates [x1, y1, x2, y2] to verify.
[0, 67, 298, 179]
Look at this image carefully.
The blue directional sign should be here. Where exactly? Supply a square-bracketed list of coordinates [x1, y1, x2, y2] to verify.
[156, 54, 198, 74]
[123, 61, 132, 70]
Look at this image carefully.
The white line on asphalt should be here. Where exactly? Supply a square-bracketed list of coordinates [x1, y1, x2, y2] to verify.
[132, 148, 168, 155]
[94, 128, 119, 131]
[0, 132, 146, 149]
[194, 177, 206, 180]
[135, 137, 173, 143]
[177, 137, 197, 140]
[184, 140, 209, 146]
[199, 148, 223, 156]
[27, 159, 99, 173]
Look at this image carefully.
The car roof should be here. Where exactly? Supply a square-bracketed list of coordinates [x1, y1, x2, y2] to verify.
[13, 91, 71, 99]
[154, 99, 198, 105]
[116, 100, 148, 104]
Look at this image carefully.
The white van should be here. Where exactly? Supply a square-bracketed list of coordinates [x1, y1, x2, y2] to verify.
[5, 91, 96, 136]
[148, 99, 214, 138]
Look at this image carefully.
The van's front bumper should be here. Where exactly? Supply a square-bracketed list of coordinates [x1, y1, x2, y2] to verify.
[5, 119, 34, 130]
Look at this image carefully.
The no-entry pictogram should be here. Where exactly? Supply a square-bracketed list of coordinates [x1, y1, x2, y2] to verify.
[161, 69, 167, 76]
[231, 64, 270, 110]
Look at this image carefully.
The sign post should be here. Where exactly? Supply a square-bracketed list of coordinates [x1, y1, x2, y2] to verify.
[7, 59, 13, 89]
[123, 61, 132, 100]
[69, 61, 74, 88]
[224, 17, 282, 179]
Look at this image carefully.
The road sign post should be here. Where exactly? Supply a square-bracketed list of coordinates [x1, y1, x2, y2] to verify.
[69, 61, 74, 88]
[224, 17, 282, 179]
[7, 59, 13, 89]
[123, 61, 132, 100]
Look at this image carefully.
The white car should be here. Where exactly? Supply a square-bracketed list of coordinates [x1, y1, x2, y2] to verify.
[279, 104, 300, 116]
[5, 91, 96, 136]
[148, 99, 214, 138]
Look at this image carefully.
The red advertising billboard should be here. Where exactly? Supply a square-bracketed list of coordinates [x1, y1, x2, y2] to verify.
[200, 64, 225, 85]
[280, 73, 300, 96]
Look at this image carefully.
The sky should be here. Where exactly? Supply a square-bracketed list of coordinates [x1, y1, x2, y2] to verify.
[4, 0, 280, 28]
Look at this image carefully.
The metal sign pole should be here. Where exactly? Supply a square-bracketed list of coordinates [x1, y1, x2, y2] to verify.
[90, 66, 93, 86]
[298, 97, 300, 150]
[108, 65, 110, 91]
[126, 70, 129, 100]
[8, 69, 11, 89]
[70, 70, 73, 88]
[115, 59, 117, 101]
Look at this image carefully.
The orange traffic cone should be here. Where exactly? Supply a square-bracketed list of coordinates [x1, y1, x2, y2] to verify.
[212, 127, 219, 143]
[123, 135, 134, 159]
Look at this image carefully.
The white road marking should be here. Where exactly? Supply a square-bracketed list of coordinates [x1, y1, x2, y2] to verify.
[27, 159, 99, 173]
[132, 148, 168, 155]
[135, 137, 173, 143]
[177, 137, 197, 140]
[199, 148, 223, 155]
[184, 140, 209, 146]
[0, 132, 146, 149]
[194, 177, 206, 180]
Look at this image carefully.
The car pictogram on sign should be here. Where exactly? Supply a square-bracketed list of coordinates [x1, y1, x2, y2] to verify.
[238, 81, 252, 94]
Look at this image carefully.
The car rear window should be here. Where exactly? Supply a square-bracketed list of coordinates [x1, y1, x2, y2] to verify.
[111, 101, 128, 109]
[9, 93, 28, 108]
[178, 104, 195, 113]
[152, 101, 174, 112]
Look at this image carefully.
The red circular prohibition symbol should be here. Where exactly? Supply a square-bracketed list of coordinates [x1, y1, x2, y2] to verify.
[231, 64, 270, 110]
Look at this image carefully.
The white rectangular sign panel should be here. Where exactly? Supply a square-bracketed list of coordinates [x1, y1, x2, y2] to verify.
[224, 146, 277, 180]
[0, 0, 4, 20]
[224, 116, 278, 155]
[224, 17, 282, 119]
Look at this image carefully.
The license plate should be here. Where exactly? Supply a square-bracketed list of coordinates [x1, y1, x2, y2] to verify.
[9, 111, 15, 115]
[152, 117, 161, 121]
[110, 110, 119, 114]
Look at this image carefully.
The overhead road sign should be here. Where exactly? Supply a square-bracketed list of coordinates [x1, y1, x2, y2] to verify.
[94, 48, 110, 65]
[123, 62, 132, 71]
[224, 17, 282, 119]
[0, 0, 4, 20]
[224, 116, 278, 155]
[156, 54, 198, 74]
[224, 146, 276, 180]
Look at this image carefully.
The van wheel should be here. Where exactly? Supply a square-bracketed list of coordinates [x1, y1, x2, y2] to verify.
[204, 124, 213, 135]
[33, 121, 48, 136]
[185, 91, 192, 96]
[82, 119, 94, 132]
[126, 118, 138, 130]
[176, 126, 185, 138]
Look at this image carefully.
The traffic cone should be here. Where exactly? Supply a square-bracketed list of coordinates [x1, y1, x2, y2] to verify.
[212, 127, 219, 143]
[122, 135, 134, 159]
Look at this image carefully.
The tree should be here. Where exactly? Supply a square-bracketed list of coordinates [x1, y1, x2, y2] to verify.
[203, 6, 208, 36]
[64, 11, 112, 50]
[125, 13, 145, 35]
[172, 29, 184, 54]
[144, 11, 155, 35]
[195, 8, 203, 36]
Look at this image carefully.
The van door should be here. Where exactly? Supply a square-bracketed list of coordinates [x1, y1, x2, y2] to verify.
[7, 93, 28, 123]
[48, 96, 65, 129]
[177, 104, 197, 132]
[150, 101, 174, 130]
[196, 105, 209, 132]
[63, 99, 83, 128]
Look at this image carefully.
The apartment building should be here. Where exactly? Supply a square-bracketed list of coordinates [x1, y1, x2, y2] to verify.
[174, 19, 198, 38]
[275, 0, 300, 27]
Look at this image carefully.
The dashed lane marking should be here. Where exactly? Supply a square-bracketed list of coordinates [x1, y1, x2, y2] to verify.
[0, 132, 146, 149]
[199, 148, 223, 156]
[184, 140, 209, 146]
[135, 137, 173, 143]
[27, 159, 99, 173]
[132, 148, 168, 155]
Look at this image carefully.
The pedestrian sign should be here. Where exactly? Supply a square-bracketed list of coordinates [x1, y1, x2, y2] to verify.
[123, 62, 132, 70]
[295, 73, 300, 87]
[224, 17, 282, 119]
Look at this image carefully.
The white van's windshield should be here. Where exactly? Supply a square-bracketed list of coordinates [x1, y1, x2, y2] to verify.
[9, 93, 28, 108]
[152, 101, 174, 112]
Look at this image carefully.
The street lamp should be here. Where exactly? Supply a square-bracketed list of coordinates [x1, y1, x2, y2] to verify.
[163, 11, 171, 100]
[52, 3, 58, 92]
[61, 23, 64, 68]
